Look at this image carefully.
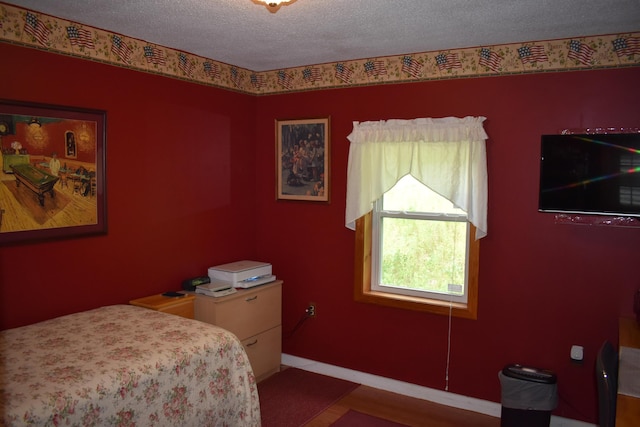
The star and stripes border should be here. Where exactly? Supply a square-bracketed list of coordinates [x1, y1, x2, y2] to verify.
[2, 3, 639, 96]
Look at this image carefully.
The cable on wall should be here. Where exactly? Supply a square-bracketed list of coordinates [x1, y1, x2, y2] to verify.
[285, 309, 313, 338]
[445, 301, 452, 391]
[445, 224, 459, 391]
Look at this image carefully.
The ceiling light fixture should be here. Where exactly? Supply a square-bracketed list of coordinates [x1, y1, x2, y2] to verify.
[252, 0, 297, 13]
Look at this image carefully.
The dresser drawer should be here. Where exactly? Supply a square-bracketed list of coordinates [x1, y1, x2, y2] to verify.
[194, 281, 282, 340]
[158, 300, 194, 318]
[242, 325, 281, 382]
[217, 284, 281, 339]
[130, 294, 195, 319]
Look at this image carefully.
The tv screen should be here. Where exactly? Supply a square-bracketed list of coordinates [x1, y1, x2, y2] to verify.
[539, 133, 640, 217]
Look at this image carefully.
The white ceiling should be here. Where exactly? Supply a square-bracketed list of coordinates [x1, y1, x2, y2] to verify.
[5, 0, 640, 72]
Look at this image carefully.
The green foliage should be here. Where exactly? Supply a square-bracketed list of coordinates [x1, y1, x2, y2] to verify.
[379, 175, 467, 296]
[380, 218, 466, 295]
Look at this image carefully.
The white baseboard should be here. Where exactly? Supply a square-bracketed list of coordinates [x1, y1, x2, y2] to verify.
[281, 353, 595, 427]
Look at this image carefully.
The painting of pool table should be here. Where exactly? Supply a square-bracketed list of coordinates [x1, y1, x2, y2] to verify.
[10, 164, 59, 207]
[0, 100, 106, 245]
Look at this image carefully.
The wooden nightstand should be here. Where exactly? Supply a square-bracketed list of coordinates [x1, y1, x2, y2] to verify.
[194, 280, 282, 382]
[130, 293, 196, 319]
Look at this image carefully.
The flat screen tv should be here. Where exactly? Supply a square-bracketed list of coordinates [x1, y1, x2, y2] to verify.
[539, 133, 640, 217]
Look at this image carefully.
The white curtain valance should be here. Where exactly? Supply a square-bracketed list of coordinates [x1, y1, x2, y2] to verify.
[345, 116, 488, 239]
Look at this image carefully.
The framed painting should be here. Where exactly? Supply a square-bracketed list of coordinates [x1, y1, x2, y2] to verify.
[276, 117, 330, 202]
[0, 99, 107, 245]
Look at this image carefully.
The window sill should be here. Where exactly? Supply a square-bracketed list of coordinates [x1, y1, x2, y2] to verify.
[355, 288, 477, 319]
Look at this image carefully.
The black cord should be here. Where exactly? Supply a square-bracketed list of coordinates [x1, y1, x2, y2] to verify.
[285, 312, 311, 338]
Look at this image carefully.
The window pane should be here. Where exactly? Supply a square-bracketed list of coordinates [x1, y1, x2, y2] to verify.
[380, 217, 467, 296]
[384, 175, 465, 214]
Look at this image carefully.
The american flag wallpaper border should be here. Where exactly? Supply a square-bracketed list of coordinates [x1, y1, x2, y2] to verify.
[1, 3, 639, 96]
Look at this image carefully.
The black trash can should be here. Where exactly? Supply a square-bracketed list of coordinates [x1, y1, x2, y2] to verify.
[498, 364, 558, 427]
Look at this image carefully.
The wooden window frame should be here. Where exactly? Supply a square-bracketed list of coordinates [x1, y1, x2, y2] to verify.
[354, 212, 479, 319]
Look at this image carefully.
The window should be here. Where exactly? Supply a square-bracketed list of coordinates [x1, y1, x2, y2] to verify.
[346, 117, 488, 320]
[374, 175, 470, 302]
[355, 176, 479, 319]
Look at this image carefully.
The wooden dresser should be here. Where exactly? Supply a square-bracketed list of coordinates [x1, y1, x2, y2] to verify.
[194, 280, 282, 382]
[129, 293, 196, 319]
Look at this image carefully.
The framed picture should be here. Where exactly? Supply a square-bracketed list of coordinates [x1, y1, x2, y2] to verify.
[276, 117, 330, 202]
[0, 99, 107, 244]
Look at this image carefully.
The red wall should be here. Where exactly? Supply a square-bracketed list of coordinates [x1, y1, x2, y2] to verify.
[0, 43, 258, 327]
[2, 42, 640, 424]
[253, 69, 640, 423]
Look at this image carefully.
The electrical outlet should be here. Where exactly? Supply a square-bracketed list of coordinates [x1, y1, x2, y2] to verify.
[306, 303, 316, 317]
[570, 345, 584, 362]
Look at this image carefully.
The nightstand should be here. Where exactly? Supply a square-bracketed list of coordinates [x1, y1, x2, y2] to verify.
[129, 293, 196, 319]
[194, 280, 282, 382]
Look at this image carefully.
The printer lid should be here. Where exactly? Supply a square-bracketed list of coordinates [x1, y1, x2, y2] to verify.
[210, 260, 271, 273]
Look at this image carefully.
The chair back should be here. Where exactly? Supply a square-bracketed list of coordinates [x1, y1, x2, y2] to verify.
[596, 340, 618, 427]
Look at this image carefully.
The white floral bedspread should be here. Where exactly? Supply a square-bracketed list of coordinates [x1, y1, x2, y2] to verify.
[0, 305, 261, 426]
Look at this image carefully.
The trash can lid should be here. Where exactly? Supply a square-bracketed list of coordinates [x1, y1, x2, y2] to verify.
[502, 364, 557, 384]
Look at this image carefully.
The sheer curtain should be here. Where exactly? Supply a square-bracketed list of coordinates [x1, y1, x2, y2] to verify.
[345, 116, 489, 239]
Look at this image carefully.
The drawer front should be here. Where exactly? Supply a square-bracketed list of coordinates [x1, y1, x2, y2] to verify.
[214, 285, 281, 340]
[158, 301, 194, 319]
[242, 325, 281, 382]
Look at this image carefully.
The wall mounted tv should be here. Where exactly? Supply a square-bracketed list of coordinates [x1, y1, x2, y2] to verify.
[539, 133, 640, 217]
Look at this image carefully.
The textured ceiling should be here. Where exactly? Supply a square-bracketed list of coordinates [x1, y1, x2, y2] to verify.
[4, 0, 640, 72]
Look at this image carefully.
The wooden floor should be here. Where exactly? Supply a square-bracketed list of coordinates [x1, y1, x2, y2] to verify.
[305, 384, 501, 427]
[0, 170, 97, 233]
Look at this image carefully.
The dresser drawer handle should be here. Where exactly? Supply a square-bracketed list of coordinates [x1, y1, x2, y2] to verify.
[245, 296, 258, 302]
[246, 339, 258, 347]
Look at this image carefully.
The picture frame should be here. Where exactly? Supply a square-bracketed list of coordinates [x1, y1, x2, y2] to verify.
[0, 99, 107, 245]
[276, 117, 330, 202]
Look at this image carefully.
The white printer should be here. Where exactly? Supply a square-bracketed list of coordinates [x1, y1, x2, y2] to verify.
[207, 260, 275, 289]
[195, 280, 238, 297]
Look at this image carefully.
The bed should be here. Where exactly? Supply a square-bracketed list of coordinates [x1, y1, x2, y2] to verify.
[0, 304, 261, 426]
